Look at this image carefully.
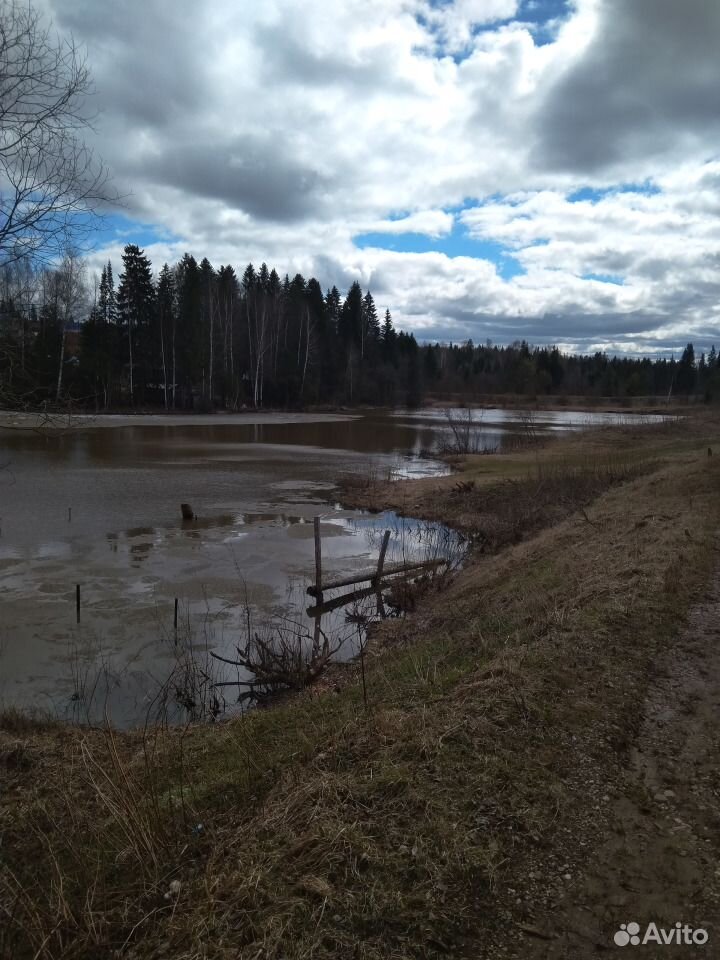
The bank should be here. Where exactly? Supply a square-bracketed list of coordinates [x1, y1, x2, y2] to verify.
[1, 413, 719, 958]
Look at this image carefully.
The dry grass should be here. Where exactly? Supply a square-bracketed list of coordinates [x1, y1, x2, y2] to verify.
[2, 414, 720, 958]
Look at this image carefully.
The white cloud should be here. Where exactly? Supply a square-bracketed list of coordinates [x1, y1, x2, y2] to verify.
[42, 0, 720, 353]
[361, 210, 454, 237]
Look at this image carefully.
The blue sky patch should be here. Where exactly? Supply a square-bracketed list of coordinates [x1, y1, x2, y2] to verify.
[417, 0, 572, 62]
[582, 272, 624, 285]
[92, 213, 178, 255]
[353, 221, 524, 280]
[567, 182, 661, 203]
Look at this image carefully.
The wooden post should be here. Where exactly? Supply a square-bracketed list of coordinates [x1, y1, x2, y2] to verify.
[68, 507, 72, 522]
[76, 584, 80, 624]
[181, 503, 195, 520]
[375, 588, 387, 619]
[359, 635, 368, 712]
[174, 597, 179, 631]
[373, 530, 391, 586]
[306, 558, 445, 597]
[314, 516, 322, 599]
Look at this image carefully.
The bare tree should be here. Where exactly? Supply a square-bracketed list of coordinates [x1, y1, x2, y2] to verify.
[441, 406, 485, 455]
[0, 0, 115, 267]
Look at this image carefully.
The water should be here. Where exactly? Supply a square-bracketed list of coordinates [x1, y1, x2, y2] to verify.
[391, 406, 668, 453]
[0, 408, 660, 726]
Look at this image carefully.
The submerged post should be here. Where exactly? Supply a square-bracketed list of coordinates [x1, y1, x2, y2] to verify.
[76, 584, 80, 624]
[373, 530, 391, 586]
[314, 515, 323, 599]
[181, 503, 195, 521]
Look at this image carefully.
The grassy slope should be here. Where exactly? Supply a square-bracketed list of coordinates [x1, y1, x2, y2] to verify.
[1, 416, 719, 959]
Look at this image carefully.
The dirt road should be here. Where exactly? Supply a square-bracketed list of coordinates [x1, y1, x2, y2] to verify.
[519, 573, 720, 957]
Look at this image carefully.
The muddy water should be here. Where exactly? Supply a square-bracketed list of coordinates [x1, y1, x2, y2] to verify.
[0, 409, 657, 727]
[0, 413, 460, 726]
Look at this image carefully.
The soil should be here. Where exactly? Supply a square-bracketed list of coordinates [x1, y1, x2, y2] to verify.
[508, 569, 720, 957]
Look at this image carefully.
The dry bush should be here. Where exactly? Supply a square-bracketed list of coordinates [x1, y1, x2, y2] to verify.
[438, 406, 488, 455]
[211, 619, 344, 698]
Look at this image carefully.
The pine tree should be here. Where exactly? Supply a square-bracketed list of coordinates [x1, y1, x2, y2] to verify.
[156, 264, 176, 409]
[676, 343, 696, 394]
[381, 308, 396, 358]
[98, 260, 118, 325]
[175, 254, 201, 407]
[362, 291, 379, 356]
[339, 281, 363, 350]
[199, 258, 216, 404]
[325, 286, 341, 335]
[117, 245, 155, 405]
[217, 264, 240, 405]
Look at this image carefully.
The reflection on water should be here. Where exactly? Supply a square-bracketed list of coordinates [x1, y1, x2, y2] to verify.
[0, 408, 659, 727]
[0, 412, 464, 727]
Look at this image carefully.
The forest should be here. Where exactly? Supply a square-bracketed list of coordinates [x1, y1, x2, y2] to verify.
[0, 244, 717, 411]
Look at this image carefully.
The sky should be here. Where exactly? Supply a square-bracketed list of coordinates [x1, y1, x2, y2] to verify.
[41, 0, 720, 356]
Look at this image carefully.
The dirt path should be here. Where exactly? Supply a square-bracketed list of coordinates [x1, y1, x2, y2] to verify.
[519, 574, 720, 957]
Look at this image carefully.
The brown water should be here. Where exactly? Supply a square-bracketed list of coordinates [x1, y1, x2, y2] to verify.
[0, 413, 457, 726]
[0, 408, 659, 727]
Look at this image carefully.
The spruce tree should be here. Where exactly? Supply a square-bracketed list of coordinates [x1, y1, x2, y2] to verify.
[381, 308, 397, 359]
[156, 264, 176, 409]
[340, 281, 363, 350]
[362, 291, 380, 356]
[117, 244, 155, 405]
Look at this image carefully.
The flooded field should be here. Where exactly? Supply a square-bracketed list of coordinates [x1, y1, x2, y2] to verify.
[0, 408, 659, 726]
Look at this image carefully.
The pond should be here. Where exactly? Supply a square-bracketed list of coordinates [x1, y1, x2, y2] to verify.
[0, 408, 660, 726]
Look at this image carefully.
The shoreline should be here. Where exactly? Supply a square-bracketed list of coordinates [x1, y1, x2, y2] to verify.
[0, 394, 694, 433]
[0, 409, 361, 431]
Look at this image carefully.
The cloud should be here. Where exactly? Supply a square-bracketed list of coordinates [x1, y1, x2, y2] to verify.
[360, 210, 455, 237]
[40, 0, 720, 354]
[420, 0, 520, 52]
[534, 0, 720, 176]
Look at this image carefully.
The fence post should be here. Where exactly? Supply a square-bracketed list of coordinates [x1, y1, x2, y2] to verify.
[314, 516, 323, 600]
[373, 530, 391, 586]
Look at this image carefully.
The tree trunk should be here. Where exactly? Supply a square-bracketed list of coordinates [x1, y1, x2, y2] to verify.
[160, 311, 168, 410]
[55, 325, 66, 401]
[128, 316, 134, 405]
[171, 318, 176, 409]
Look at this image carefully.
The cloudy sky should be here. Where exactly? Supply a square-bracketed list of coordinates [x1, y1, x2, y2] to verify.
[44, 0, 720, 355]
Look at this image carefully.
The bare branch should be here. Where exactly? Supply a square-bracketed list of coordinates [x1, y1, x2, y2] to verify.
[0, 0, 117, 267]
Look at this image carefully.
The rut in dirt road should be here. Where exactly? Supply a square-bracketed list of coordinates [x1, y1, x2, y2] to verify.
[522, 570, 720, 958]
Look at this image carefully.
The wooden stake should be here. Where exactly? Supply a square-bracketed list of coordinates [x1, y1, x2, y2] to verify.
[359, 634, 368, 713]
[314, 516, 322, 599]
[307, 558, 445, 597]
[76, 584, 80, 624]
[68, 507, 72, 522]
[373, 529, 391, 585]
[174, 597, 179, 631]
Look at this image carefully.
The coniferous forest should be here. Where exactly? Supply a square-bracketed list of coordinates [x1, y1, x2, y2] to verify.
[0, 244, 717, 411]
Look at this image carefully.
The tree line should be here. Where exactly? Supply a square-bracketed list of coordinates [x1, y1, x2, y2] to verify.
[0, 246, 422, 409]
[0, 245, 718, 410]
